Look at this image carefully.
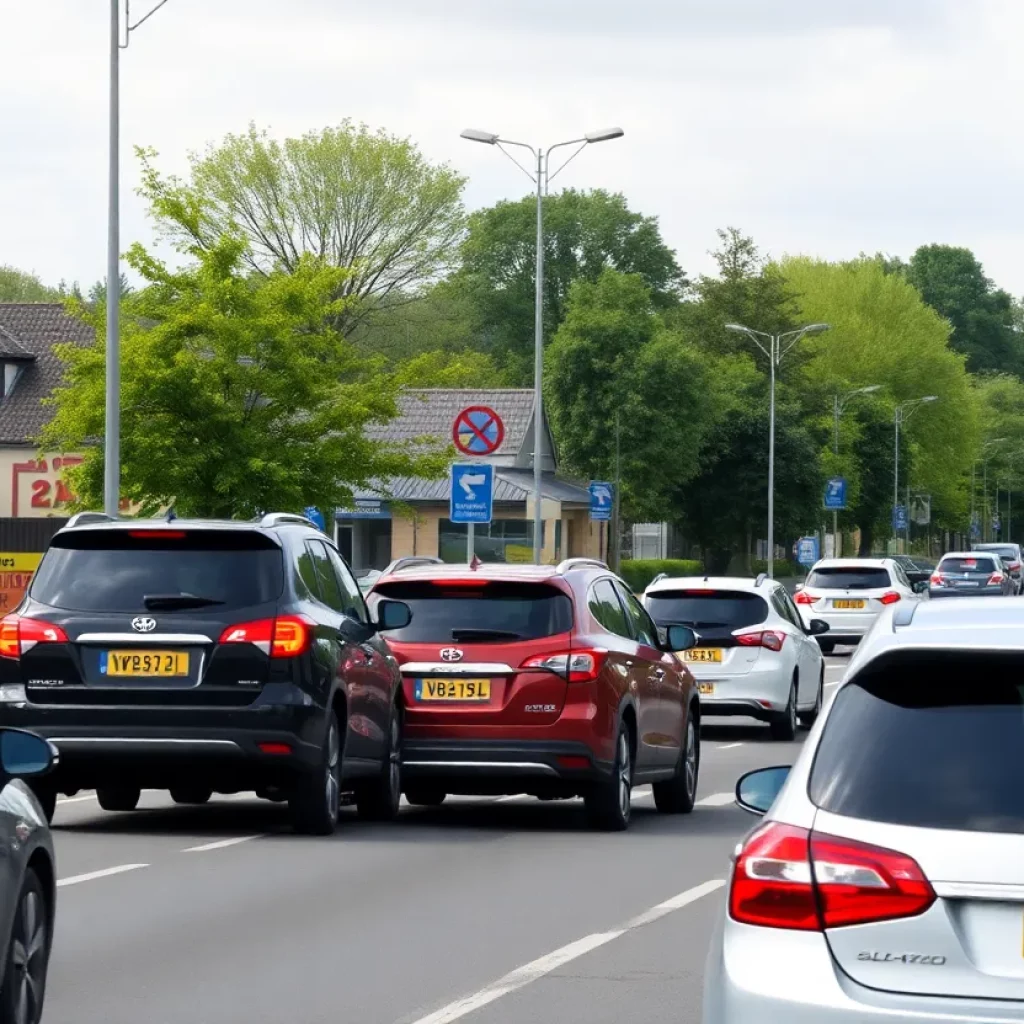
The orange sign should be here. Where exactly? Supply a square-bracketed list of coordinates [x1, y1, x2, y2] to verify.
[0, 553, 42, 614]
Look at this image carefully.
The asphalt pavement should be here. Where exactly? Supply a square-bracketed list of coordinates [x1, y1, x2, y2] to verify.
[41, 652, 851, 1024]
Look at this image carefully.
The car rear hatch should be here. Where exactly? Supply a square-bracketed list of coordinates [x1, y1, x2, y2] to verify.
[4, 526, 285, 708]
[797, 565, 897, 615]
[369, 578, 576, 727]
[934, 555, 1002, 592]
[643, 588, 768, 678]
[807, 650, 1024, 1001]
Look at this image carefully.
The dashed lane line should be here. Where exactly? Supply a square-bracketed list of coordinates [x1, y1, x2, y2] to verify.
[715, 742, 744, 750]
[57, 864, 149, 888]
[695, 792, 735, 807]
[182, 835, 265, 853]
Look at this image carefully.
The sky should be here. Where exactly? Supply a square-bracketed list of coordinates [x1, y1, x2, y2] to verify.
[3, 0, 1024, 294]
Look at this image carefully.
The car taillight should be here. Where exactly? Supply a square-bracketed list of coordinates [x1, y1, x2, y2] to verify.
[218, 615, 312, 658]
[929, 573, 944, 585]
[793, 591, 816, 605]
[730, 822, 935, 931]
[736, 631, 785, 652]
[521, 649, 607, 682]
[1010, 562, 1021, 572]
[989, 573, 1005, 585]
[0, 615, 69, 660]
[878, 591, 901, 605]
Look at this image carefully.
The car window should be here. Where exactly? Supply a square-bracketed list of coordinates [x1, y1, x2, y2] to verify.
[938, 555, 997, 574]
[295, 543, 322, 601]
[772, 588, 802, 629]
[974, 545, 1017, 560]
[615, 582, 659, 647]
[805, 566, 891, 590]
[588, 579, 632, 639]
[306, 540, 346, 613]
[892, 563, 911, 589]
[31, 529, 283, 612]
[810, 652, 1024, 834]
[645, 589, 767, 629]
[368, 580, 573, 643]
[325, 544, 369, 623]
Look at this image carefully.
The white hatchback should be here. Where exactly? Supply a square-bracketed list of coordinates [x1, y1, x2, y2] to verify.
[642, 575, 828, 741]
[794, 558, 920, 653]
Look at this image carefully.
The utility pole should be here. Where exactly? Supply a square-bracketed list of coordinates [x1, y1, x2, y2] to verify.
[613, 410, 621, 573]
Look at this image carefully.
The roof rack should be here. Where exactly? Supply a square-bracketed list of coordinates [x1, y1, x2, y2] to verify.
[648, 572, 668, 588]
[388, 556, 444, 573]
[258, 513, 316, 529]
[64, 511, 117, 528]
[556, 557, 608, 573]
[754, 572, 768, 587]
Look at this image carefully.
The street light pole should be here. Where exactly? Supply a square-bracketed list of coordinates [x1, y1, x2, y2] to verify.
[832, 385, 881, 558]
[893, 397, 939, 552]
[461, 126, 624, 564]
[978, 438, 1008, 544]
[725, 322, 830, 578]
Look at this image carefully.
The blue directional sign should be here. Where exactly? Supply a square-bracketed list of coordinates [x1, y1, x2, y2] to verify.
[970, 513, 981, 540]
[892, 505, 908, 532]
[796, 536, 820, 568]
[823, 477, 847, 511]
[450, 463, 494, 525]
[589, 481, 613, 522]
[303, 506, 325, 531]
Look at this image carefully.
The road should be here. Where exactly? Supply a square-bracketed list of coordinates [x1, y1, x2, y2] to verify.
[41, 652, 850, 1024]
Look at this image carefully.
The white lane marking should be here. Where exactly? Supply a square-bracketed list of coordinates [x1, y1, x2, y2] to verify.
[56, 792, 97, 805]
[57, 863, 149, 888]
[696, 792, 735, 807]
[408, 878, 723, 1024]
[825, 681, 841, 689]
[715, 742, 744, 750]
[182, 835, 264, 853]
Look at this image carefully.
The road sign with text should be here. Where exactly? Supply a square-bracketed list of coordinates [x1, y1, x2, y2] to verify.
[589, 481, 613, 521]
[823, 477, 847, 510]
[450, 464, 494, 524]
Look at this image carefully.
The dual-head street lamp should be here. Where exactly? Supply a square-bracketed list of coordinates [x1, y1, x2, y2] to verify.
[724, 322, 830, 578]
[461, 126, 624, 564]
[893, 396, 939, 547]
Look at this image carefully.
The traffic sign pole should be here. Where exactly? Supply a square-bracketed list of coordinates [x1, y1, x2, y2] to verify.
[451, 407, 504, 565]
[467, 523, 474, 563]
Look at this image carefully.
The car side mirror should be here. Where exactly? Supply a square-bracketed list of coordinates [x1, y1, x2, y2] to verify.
[0, 730, 56, 779]
[664, 624, 697, 652]
[808, 618, 830, 636]
[794, 583, 804, 592]
[735, 766, 791, 816]
[373, 599, 411, 632]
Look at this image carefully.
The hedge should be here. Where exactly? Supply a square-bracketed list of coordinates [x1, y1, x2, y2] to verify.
[750, 559, 807, 579]
[619, 559, 704, 593]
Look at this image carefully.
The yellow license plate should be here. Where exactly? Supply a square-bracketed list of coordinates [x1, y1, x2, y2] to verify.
[415, 678, 491, 701]
[683, 649, 723, 664]
[102, 649, 189, 677]
[833, 600, 865, 610]
[698, 682, 715, 696]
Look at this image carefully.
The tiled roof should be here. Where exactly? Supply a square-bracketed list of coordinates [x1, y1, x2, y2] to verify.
[353, 470, 590, 506]
[367, 389, 535, 458]
[0, 304, 93, 445]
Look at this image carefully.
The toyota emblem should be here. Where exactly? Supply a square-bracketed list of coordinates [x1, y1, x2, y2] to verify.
[439, 648, 464, 663]
[131, 616, 157, 633]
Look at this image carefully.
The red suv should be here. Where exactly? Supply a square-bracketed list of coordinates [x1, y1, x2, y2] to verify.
[367, 558, 701, 830]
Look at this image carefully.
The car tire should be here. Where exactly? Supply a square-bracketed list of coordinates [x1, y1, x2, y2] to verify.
[404, 786, 446, 807]
[0, 868, 51, 1024]
[585, 722, 632, 832]
[28, 783, 56, 825]
[770, 680, 798, 742]
[96, 786, 141, 812]
[653, 712, 699, 814]
[170, 786, 212, 805]
[356, 704, 403, 822]
[289, 710, 342, 836]
[798, 668, 823, 728]
[817, 639, 835, 655]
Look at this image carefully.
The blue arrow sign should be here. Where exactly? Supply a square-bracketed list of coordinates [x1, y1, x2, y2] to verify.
[796, 536, 820, 568]
[823, 477, 847, 510]
[892, 505, 908, 532]
[450, 464, 494, 525]
[303, 506, 325, 532]
[589, 481, 613, 522]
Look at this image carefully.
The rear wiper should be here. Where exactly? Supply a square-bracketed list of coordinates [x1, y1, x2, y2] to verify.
[450, 628, 524, 641]
[143, 593, 226, 610]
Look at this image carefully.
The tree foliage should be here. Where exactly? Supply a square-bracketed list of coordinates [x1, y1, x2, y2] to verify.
[41, 236, 446, 518]
[0, 267, 59, 302]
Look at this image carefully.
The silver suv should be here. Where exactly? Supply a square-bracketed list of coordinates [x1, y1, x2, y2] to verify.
[703, 596, 1024, 1023]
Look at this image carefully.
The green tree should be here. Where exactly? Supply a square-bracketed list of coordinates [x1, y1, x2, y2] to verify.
[396, 349, 508, 388]
[545, 269, 712, 523]
[41, 236, 446, 518]
[136, 121, 467, 333]
[87, 272, 135, 306]
[0, 266, 59, 302]
[455, 189, 685, 383]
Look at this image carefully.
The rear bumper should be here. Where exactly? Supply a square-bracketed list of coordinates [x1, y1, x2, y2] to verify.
[693, 658, 794, 720]
[929, 588, 1006, 598]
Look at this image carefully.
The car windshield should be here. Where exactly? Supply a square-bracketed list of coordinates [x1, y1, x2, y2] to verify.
[644, 590, 767, 629]
[369, 580, 574, 643]
[938, 556, 997, 574]
[31, 530, 284, 613]
[810, 652, 1024, 834]
[805, 566, 891, 590]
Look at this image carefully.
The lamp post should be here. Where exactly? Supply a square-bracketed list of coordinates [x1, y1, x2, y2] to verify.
[832, 385, 881, 557]
[461, 126, 624, 564]
[981, 439, 1007, 542]
[894, 397, 939, 551]
[725, 322, 831, 578]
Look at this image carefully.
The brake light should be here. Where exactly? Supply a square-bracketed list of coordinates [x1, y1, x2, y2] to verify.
[218, 615, 312, 658]
[128, 530, 186, 539]
[730, 822, 935, 931]
[736, 631, 785, 652]
[1010, 562, 1021, 572]
[0, 615, 69, 660]
[989, 573, 1005, 585]
[878, 591, 901, 605]
[793, 591, 815, 605]
[929, 573, 944, 585]
[430, 579, 490, 588]
[521, 648, 607, 682]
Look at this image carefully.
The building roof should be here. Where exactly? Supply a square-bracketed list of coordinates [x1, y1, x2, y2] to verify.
[0, 304, 92, 445]
[353, 469, 591, 506]
[367, 389, 535, 458]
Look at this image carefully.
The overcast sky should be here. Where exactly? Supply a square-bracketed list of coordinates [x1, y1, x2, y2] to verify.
[4, 0, 1023, 295]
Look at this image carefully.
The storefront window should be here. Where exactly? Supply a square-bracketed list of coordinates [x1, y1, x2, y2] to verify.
[439, 519, 540, 564]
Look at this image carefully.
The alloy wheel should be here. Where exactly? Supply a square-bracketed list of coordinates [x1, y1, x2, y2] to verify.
[325, 720, 340, 821]
[789, 684, 798, 733]
[10, 889, 46, 1024]
[617, 731, 631, 821]
[388, 713, 401, 805]
[684, 719, 698, 800]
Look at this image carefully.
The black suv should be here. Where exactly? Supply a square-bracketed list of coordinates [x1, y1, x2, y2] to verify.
[0, 512, 412, 835]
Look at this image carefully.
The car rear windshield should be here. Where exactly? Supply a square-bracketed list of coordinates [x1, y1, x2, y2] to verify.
[645, 590, 767, 629]
[370, 581, 574, 643]
[938, 556, 997, 573]
[31, 529, 284, 613]
[805, 566, 891, 590]
[973, 546, 1017, 560]
[810, 652, 1024, 834]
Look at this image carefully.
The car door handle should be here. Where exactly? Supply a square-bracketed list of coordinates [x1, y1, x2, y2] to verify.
[653, 667, 666, 679]
[625, 660, 634, 669]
